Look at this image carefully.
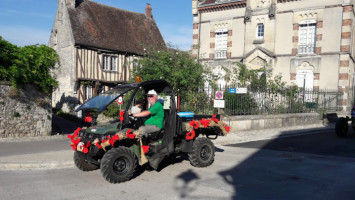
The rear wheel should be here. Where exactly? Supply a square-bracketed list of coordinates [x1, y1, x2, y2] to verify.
[188, 137, 215, 167]
[335, 117, 348, 137]
[73, 151, 99, 171]
[100, 146, 137, 183]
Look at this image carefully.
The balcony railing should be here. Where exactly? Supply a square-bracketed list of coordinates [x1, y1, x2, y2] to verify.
[298, 44, 315, 54]
[215, 50, 227, 59]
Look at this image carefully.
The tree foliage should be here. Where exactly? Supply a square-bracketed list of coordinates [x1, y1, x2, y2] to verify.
[130, 46, 213, 112]
[0, 36, 59, 94]
[131, 47, 211, 93]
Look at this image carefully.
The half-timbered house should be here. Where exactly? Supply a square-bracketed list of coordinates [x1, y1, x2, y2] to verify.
[49, 0, 165, 111]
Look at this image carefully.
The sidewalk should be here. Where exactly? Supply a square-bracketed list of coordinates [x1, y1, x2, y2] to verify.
[0, 123, 334, 170]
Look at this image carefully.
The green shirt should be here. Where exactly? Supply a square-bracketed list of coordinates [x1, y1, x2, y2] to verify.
[144, 102, 164, 129]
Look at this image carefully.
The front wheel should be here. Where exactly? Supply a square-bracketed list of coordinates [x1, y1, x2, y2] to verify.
[100, 147, 137, 183]
[188, 137, 215, 167]
[74, 151, 99, 171]
[335, 117, 348, 137]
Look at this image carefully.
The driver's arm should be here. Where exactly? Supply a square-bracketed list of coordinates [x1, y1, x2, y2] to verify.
[133, 110, 151, 117]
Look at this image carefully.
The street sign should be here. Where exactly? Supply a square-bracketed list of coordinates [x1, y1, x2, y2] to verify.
[215, 91, 223, 99]
[229, 88, 236, 94]
[236, 88, 247, 94]
[116, 96, 123, 105]
[214, 100, 225, 108]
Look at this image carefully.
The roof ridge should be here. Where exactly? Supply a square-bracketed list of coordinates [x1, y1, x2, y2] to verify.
[87, 0, 147, 18]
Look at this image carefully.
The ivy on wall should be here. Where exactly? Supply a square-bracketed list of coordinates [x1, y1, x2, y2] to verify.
[0, 36, 59, 94]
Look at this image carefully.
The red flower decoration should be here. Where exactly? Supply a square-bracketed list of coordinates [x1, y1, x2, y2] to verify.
[69, 137, 81, 151]
[199, 118, 210, 128]
[82, 141, 91, 154]
[224, 125, 230, 132]
[109, 135, 120, 146]
[84, 116, 92, 123]
[186, 130, 196, 140]
[119, 110, 125, 122]
[189, 120, 200, 130]
[142, 145, 150, 154]
[95, 142, 102, 149]
[126, 129, 136, 139]
[211, 114, 219, 123]
[101, 136, 110, 144]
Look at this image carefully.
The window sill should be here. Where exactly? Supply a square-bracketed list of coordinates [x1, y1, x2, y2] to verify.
[296, 53, 317, 57]
[253, 39, 264, 44]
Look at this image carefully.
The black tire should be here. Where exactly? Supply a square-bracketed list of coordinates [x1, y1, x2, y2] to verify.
[188, 137, 215, 167]
[100, 146, 137, 183]
[335, 117, 348, 137]
[73, 151, 99, 171]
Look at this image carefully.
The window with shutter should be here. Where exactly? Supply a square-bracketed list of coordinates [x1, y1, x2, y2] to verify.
[298, 20, 316, 54]
[215, 29, 228, 59]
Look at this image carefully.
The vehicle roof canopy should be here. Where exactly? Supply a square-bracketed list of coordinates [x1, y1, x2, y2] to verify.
[75, 80, 174, 113]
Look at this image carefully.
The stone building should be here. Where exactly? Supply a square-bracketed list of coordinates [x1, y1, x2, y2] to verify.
[49, 0, 165, 112]
[192, 0, 354, 109]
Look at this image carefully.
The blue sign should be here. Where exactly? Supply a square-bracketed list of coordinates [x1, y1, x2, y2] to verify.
[229, 88, 236, 94]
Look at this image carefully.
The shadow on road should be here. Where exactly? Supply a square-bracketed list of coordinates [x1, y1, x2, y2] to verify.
[174, 125, 355, 199]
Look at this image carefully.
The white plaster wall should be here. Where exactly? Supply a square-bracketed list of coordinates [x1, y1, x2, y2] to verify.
[277, 0, 344, 12]
[231, 18, 245, 58]
[318, 55, 340, 90]
[275, 13, 293, 55]
[322, 7, 343, 53]
[199, 22, 211, 59]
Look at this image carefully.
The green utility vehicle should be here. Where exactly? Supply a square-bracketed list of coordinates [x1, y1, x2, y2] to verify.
[69, 80, 229, 183]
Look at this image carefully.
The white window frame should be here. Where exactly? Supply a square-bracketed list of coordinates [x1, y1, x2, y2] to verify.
[215, 29, 228, 59]
[256, 23, 264, 39]
[111, 56, 118, 71]
[298, 20, 316, 54]
[85, 85, 93, 100]
[103, 55, 110, 70]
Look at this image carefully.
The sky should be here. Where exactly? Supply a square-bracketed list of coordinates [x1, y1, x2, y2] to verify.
[0, 0, 193, 50]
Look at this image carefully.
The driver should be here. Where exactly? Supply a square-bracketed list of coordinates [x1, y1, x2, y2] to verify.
[132, 89, 164, 137]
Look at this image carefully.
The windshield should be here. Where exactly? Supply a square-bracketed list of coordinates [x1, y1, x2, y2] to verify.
[75, 84, 137, 113]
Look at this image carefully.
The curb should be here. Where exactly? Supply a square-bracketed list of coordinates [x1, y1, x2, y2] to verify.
[0, 161, 74, 170]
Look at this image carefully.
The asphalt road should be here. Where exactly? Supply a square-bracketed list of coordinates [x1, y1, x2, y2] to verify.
[228, 128, 355, 158]
[1, 128, 355, 200]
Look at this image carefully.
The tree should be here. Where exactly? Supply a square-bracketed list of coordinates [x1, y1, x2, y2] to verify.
[0, 36, 59, 94]
[131, 46, 213, 112]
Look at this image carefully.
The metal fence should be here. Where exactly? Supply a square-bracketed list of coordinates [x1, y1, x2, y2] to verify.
[180, 85, 345, 116]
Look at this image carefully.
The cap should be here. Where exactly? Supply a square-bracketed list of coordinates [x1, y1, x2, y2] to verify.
[147, 89, 157, 95]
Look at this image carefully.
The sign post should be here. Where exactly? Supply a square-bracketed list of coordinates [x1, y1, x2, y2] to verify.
[214, 91, 224, 114]
[116, 96, 123, 110]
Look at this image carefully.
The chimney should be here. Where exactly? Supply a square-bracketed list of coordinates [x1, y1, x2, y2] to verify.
[65, 0, 84, 8]
[145, 3, 153, 18]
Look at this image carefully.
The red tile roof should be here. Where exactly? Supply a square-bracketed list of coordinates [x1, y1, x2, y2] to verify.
[68, 1, 166, 54]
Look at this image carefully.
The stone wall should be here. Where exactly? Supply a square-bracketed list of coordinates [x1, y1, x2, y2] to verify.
[223, 113, 321, 132]
[0, 83, 52, 137]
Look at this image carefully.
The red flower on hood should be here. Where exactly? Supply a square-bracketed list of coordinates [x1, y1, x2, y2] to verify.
[82, 141, 91, 154]
[126, 129, 135, 139]
[109, 135, 120, 146]
[186, 130, 196, 140]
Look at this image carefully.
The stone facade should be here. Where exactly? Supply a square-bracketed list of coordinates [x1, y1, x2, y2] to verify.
[0, 84, 52, 138]
[193, 0, 355, 110]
